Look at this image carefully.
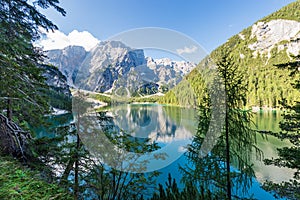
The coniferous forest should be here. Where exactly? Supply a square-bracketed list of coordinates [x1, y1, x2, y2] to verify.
[0, 1, 299, 200]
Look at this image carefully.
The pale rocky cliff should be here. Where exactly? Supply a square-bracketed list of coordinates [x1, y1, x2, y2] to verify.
[248, 19, 300, 58]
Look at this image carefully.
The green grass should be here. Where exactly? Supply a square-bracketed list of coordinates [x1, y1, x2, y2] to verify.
[128, 95, 162, 103]
[89, 93, 112, 104]
[0, 155, 73, 200]
[89, 92, 162, 104]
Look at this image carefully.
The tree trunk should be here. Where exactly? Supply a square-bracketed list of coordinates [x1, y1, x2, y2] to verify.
[225, 109, 231, 200]
[224, 63, 231, 200]
[61, 158, 75, 185]
[0, 114, 32, 161]
[74, 133, 80, 200]
[7, 98, 12, 121]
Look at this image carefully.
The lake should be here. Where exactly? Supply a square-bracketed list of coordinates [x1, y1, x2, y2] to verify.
[35, 104, 293, 199]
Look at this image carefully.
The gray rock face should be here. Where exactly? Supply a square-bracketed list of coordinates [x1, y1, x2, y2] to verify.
[145, 57, 195, 88]
[45, 46, 87, 86]
[45, 41, 196, 94]
[76, 41, 147, 92]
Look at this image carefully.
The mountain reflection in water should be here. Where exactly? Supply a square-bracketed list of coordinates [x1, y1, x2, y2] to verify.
[108, 104, 196, 143]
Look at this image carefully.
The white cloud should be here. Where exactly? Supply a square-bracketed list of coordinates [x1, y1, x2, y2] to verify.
[37, 29, 100, 51]
[176, 45, 198, 55]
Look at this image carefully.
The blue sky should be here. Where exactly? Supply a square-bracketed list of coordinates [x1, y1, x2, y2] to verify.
[41, 0, 295, 55]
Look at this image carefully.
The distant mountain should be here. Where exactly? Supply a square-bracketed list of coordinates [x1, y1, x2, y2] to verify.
[45, 41, 195, 95]
[45, 46, 87, 87]
[161, 1, 300, 108]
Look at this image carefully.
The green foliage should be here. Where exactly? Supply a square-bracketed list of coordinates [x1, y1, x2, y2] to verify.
[89, 91, 162, 105]
[136, 83, 159, 96]
[30, 107, 162, 199]
[161, 1, 300, 109]
[159, 84, 169, 93]
[159, 90, 179, 105]
[77, 111, 162, 199]
[0, 0, 66, 127]
[41, 64, 72, 111]
[89, 93, 112, 104]
[262, 56, 300, 200]
[46, 88, 72, 110]
[182, 50, 259, 199]
[260, 1, 300, 22]
[129, 95, 162, 103]
[150, 173, 217, 200]
[0, 154, 73, 200]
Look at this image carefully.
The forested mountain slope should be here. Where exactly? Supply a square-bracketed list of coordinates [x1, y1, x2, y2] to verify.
[161, 1, 300, 109]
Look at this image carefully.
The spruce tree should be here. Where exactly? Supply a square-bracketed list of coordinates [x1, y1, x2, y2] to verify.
[263, 56, 300, 200]
[182, 47, 259, 199]
[0, 0, 65, 125]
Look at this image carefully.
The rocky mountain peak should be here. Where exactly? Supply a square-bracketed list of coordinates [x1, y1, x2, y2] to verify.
[88, 41, 146, 70]
[146, 57, 195, 75]
[45, 45, 87, 86]
[46, 41, 196, 94]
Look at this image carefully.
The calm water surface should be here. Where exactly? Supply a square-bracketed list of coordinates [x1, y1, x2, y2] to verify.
[35, 104, 293, 199]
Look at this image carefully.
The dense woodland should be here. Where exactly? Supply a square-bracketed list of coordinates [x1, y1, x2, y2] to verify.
[0, 0, 299, 200]
[160, 1, 300, 109]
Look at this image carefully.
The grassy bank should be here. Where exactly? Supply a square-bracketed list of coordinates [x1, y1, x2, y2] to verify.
[0, 155, 73, 200]
[90, 93, 163, 104]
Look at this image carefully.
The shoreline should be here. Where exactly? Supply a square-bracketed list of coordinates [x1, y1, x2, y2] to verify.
[70, 89, 285, 112]
[250, 106, 284, 113]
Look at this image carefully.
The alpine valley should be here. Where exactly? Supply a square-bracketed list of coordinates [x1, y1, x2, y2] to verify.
[2, 1, 300, 200]
[44, 2, 300, 109]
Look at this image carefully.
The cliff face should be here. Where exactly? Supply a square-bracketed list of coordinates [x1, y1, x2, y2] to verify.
[248, 19, 300, 58]
[75, 41, 147, 92]
[46, 46, 87, 87]
[45, 41, 196, 94]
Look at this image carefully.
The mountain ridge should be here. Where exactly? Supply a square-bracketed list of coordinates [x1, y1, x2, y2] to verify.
[160, 1, 300, 108]
[45, 41, 195, 95]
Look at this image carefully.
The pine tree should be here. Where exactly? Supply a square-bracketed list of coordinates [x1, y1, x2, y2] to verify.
[263, 56, 300, 200]
[182, 47, 259, 199]
[0, 0, 65, 125]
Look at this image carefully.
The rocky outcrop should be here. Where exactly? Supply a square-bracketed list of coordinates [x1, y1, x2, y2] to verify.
[76, 41, 147, 92]
[145, 57, 195, 88]
[248, 19, 300, 58]
[45, 46, 87, 86]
